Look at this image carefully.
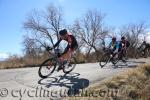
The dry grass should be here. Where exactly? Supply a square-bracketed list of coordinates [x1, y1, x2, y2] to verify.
[0, 53, 150, 99]
[64, 63, 150, 100]
[0, 55, 48, 69]
[0, 52, 86, 69]
[93, 64, 150, 100]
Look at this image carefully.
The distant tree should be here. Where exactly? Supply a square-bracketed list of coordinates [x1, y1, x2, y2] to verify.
[119, 22, 148, 48]
[23, 4, 64, 52]
[70, 10, 109, 60]
[22, 35, 41, 57]
[118, 22, 148, 57]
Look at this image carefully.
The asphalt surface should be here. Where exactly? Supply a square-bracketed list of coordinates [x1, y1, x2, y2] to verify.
[0, 58, 149, 100]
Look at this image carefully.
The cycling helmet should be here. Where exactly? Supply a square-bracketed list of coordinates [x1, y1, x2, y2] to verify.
[59, 29, 67, 36]
[121, 36, 125, 40]
[143, 41, 146, 44]
[112, 37, 116, 41]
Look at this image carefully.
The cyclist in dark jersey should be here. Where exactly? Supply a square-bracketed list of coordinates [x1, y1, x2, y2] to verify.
[53, 29, 78, 56]
[139, 41, 150, 55]
[47, 29, 78, 71]
[119, 36, 130, 59]
[119, 36, 130, 53]
[119, 36, 130, 50]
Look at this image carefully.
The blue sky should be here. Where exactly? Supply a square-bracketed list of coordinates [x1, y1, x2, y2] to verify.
[0, 0, 150, 58]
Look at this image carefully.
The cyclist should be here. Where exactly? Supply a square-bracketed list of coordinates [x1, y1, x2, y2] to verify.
[139, 41, 150, 56]
[47, 29, 78, 71]
[108, 37, 120, 58]
[119, 36, 130, 59]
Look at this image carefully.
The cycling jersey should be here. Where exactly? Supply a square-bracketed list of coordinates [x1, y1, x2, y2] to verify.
[53, 34, 78, 56]
[108, 41, 119, 52]
[119, 40, 130, 50]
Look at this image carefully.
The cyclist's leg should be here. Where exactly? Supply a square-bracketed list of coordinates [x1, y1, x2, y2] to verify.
[121, 49, 126, 62]
[63, 45, 78, 60]
[58, 46, 69, 61]
[60, 50, 72, 61]
[59, 47, 73, 65]
[62, 46, 78, 63]
[118, 48, 122, 58]
[124, 48, 128, 59]
[113, 48, 119, 58]
[110, 49, 115, 58]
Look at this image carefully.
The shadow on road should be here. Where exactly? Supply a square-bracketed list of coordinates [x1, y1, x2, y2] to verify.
[102, 59, 146, 69]
[38, 72, 89, 95]
[113, 60, 146, 68]
[113, 64, 137, 68]
[126, 60, 146, 64]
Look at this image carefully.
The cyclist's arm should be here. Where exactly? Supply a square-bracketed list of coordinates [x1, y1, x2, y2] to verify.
[108, 42, 112, 48]
[61, 45, 70, 56]
[53, 39, 62, 48]
[126, 41, 130, 48]
[114, 42, 119, 53]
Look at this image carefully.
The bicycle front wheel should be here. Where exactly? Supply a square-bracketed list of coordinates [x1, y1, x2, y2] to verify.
[38, 58, 57, 78]
[99, 53, 111, 68]
[63, 57, 77, 74]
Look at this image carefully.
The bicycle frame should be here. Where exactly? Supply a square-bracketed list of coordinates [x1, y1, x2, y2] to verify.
[47, 48, 62, 64]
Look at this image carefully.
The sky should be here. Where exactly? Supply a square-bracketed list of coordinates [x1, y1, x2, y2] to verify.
[0, 0, 150, 59]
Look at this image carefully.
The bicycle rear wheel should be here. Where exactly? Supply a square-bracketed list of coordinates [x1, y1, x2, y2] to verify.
[38, 58, 56, 78]
[112, 52, 126, 65]
[63, 57, 77, 74]
[99, 53, 111, 68]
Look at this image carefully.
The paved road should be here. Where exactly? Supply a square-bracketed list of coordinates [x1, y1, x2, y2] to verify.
[0, 58, 149, 100]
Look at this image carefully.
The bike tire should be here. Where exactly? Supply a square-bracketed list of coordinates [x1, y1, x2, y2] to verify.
[63, 57, 77, 74]
[114, 52, 126, 64]
[99, 53, 111, 68]
[38, 58, 56, 78]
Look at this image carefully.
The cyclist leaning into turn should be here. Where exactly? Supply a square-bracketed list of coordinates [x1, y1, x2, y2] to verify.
[139, 41, 150, 56]
[118, 36, 130, 59]
[46, 29, 78, 71]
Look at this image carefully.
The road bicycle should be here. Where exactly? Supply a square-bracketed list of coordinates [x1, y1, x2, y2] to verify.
[135, 47, 148, 59]
[38, 48, 77, 78]
[99, 48, 127, 68]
